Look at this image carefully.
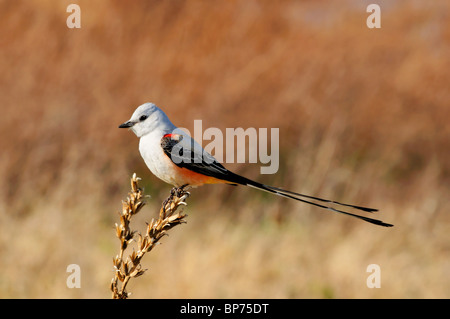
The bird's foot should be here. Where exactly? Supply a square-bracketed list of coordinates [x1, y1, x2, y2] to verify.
[171, 184, 190, 198]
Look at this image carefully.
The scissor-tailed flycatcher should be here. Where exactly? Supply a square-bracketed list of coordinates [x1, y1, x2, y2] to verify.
[119, 103, 393, 227]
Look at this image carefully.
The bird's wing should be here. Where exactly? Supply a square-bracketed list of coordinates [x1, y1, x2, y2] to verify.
[160, 133, 231, 179]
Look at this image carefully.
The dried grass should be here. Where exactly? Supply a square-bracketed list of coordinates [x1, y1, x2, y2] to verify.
[111, 174, 188, 299]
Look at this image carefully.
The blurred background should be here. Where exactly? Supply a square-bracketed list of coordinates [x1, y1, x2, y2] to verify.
[1, 0, 449, 298]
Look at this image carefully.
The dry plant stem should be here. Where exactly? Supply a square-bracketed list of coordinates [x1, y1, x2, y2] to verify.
[111, 174, 189, 299]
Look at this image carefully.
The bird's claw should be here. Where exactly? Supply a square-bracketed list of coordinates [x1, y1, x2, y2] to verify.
[171, 184, 190, 198]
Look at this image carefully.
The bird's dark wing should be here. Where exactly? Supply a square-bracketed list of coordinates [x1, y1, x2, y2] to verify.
[160, 133, 232, 179]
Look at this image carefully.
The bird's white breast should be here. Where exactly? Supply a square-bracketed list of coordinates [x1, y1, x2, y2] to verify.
[139, 131, 185, 186]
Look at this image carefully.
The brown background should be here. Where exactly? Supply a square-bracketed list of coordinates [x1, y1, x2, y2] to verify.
[1, 0, 449, 298]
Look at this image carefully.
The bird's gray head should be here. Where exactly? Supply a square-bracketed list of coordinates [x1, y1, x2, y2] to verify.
[119, 103, 176, 137]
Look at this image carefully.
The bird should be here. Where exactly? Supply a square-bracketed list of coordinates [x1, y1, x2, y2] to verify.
[119, 102, 393, 227]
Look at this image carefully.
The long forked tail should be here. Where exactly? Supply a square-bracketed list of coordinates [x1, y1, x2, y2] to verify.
[226, 173, 393, 227]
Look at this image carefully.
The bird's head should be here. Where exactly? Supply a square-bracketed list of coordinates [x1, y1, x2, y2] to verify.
[119, 102, 175, 137]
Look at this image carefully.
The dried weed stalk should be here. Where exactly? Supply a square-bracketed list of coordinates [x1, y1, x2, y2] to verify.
[111, 173, 189, 299]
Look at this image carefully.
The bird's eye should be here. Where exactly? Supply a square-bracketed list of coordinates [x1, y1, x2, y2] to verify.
[139, 115, 148, 121]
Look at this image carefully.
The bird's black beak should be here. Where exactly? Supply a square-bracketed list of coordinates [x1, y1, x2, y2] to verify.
[119, 121, 134, 128]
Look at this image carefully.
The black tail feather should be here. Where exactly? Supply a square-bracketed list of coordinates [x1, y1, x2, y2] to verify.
[248, 184, 393, 227]
[264, 185, 378, 213]
[225, 172, 393, 227]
